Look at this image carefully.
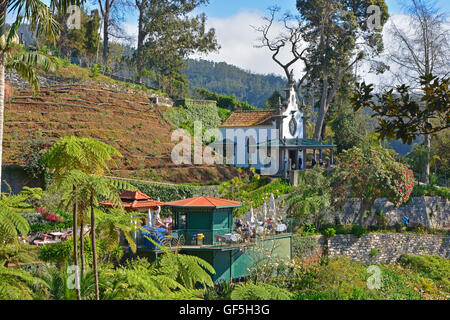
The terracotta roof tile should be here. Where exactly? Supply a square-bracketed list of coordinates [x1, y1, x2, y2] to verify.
[119, 190, 150, 200]
[165, 196, 241, 208]
[100, 189, 165, 210]
[220, 110, 275, 128]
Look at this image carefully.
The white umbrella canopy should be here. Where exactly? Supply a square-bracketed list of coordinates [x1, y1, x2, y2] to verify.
[250, 203, 255, 224]
[269, 193, 276, 220]
[263, 201, 267, 221]
[269, 193, 276, 210]
[147, 208, 152, 226]
[155, 197, 161, 219]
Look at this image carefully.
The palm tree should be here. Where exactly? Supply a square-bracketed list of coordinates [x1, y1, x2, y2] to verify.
[42, 136, 122, 300]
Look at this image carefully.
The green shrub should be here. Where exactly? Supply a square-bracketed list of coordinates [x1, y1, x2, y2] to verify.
[230, 283, 292, 300]
[292, 235, 319, 259]
[323, 228, 336, 237]
[235, 178, 292, 216]
[89, 64, 100, 78]
[369, 248, 379, 257]
[351, 225, 367, 238]
[411, 184, 449, 199]
[38, 240, 72, 266]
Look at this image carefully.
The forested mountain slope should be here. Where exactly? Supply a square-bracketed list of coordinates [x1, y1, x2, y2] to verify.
[183, 59, 286, 108]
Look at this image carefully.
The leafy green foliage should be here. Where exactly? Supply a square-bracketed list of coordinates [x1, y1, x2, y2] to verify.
[286, 168, 331, 230]
[292, 235, 320, 259]
[42, 136, 123, 182]
[164, 100, 222, 134]
[352, 75, 449, 143]
[111, 255, 211, 300]
[351, 225, 367, 238]
[323, 228, 336, 238]
[0, 263, 44, 300]
[332, 142, 414, 217]
[399, 254, 450, 292]
[194, 87, 257, 111]
[230, 283, 292, 300]
[89, 64, 100, 78]
[38, 241, 73, 267]
[291, 256, 447, 300]
[329, 109, 371, 153]
[19, 138, 51, 178]
[184, 59, 286, 108]
[411, 184, 449, 199]
[136, 0, 218, 97]
[5, 50, 56, 93]
[0, 205, 30, 243]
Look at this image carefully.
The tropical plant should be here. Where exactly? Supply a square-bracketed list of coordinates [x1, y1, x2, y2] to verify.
[111, 257, 205, 300]
[42, 135, 123, 300]
[0, 206, 30, 244]
[230, 283, 292, 300]
[0, 262, 44, 299]
[94, 208, 143, 257]
[286, 168, 331, 230]
[56, 169, 134, 299]
[157, 252, 215, 290]
[0, 243, 36, 267]
[30, 263, 72, 300]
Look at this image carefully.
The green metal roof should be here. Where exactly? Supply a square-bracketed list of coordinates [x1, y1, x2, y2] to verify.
[251, 138, 336, 148]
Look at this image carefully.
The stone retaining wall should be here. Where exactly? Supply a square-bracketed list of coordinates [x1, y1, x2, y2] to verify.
[327, 233, 450, 264]
[294, 233, 450, 264]
[329, 197, 449, 228]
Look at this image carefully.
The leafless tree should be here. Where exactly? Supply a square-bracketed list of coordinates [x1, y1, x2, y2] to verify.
[387, 0, 449, 88]
[252, 6, 309, 90]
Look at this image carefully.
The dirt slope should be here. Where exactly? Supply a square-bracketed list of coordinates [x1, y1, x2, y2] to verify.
[4, 83, 238, 183]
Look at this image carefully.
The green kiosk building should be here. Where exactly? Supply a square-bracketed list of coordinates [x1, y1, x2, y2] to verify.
[136, 196, 292, 283]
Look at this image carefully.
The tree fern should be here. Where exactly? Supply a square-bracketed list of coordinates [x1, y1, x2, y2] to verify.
[0, 207, 30, 243]
[42, 136, 123, 182]
[0, 263, 44, 300]
[144, 235, 216, 290]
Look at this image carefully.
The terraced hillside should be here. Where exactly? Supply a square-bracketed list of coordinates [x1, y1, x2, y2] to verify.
[4, 82, 239, 184]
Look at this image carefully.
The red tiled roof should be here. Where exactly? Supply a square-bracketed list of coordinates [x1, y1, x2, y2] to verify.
[119, 190, 150, 200]
[100, 190, 165, 210]
[100, 199, 165, 210]
[165, 196, 241, 208]
[219, 110, 275, 128]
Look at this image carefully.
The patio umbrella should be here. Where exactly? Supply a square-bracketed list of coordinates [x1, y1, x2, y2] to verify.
[250, 203, 255, 224]
[147, 208, 152, 226]
[155, 197, 161, 220]
[269, 193, 276, 220]
[269, 193, 275, 210]
[263, 201, 267, 221]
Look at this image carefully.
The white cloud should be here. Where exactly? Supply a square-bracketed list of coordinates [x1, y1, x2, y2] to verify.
[191, 10, 302, 78]
[123, 10, 448, 90]
[192, 10, 411, 85]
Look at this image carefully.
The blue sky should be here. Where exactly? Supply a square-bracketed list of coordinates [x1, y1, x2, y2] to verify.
[6, 0, 449, 83]
[193, 0, 449, 19]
